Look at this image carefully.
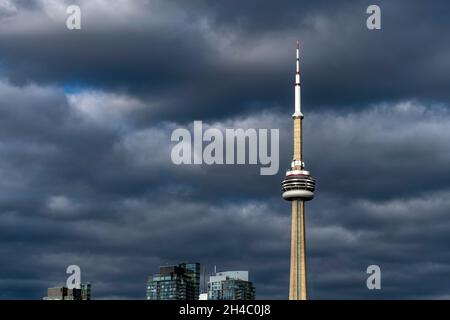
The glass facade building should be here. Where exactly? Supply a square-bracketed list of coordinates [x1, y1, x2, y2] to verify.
[208, 271, 255, 300]
[146, 262, 200, 300]
[80, 283, 91, 300]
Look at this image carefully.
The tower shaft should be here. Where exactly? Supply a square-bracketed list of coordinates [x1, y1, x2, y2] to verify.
[290, 115, 307, 300]
[289, 200, 307, 300]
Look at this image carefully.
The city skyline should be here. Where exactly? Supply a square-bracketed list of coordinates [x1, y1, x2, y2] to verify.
[43, 283, 91, 300]
[43, 263, 255, 300]
[1, 0, 450, 300]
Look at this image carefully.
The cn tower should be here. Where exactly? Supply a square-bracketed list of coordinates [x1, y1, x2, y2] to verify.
[281, 41, 316, 300]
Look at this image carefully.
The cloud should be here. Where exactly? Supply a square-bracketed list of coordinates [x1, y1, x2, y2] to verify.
[305, 101, 450, 200]
[1, 75, 450, 298]
[0, 0, 17, 18]
[1, 0, 450, 123]
[67, 90, 147, 126]
[46, 195, 83, 217]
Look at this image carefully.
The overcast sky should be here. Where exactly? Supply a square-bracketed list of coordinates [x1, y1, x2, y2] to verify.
[1, 0, 450, 299]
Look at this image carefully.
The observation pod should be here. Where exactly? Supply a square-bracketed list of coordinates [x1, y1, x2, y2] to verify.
[282, 170, 315, 201]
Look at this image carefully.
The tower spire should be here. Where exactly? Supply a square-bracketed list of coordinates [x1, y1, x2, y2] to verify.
[293, 41, 303, 119]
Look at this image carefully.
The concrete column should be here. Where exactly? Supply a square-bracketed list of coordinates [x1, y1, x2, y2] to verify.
[289, 200, 307, 300]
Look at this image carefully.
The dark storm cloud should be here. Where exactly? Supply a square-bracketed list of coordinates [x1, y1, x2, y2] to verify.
[1, 0, 450, 300]
[1, 0, 450, 123]
[1, 75, 450, 299]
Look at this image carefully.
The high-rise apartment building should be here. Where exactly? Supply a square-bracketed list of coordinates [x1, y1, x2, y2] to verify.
[208, 271, 255, 300]
[146, 262, 200, 300]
